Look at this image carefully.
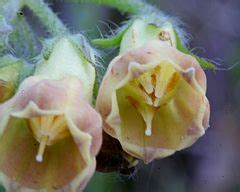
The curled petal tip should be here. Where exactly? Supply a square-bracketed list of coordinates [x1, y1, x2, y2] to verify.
[183, 67, 195, 80]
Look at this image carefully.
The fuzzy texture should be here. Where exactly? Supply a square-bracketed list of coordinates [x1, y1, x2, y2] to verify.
[23, 0, 67, 36]
[96, 40, 210, 163]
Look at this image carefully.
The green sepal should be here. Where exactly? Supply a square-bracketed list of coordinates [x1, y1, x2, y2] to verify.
[0, 55, 33, 103]
[0, 54, 34, 83]
[0, 55, 23, 81]
[91, 24, 131, 48]
[174, 31, 215, 70]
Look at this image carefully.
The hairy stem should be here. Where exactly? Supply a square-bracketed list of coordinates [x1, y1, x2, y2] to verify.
[9, 14, 38, 59]
[0, 0, 24, 22]
[23, 0, 68, 36]
[77, 0, 156, 14]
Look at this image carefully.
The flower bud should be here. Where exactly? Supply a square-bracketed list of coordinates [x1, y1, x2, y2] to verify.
[35, 35, 96, 101]
[96, 40, 210, 163]
[120, 19, 176, 53]
[0, 55, 23, 103]
[0, 36, 102, 191]
[92, 17, 215, 70]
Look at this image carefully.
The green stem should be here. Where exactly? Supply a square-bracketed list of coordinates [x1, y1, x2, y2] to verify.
[9, 14, 38, 59]
[0, 0, 24, 22]
[77, 0, 156, 14]
[23, 0, 68, 36]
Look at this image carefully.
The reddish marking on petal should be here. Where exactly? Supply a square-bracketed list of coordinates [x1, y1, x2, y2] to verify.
[126, 96, 139, 109]
[166, 72, 181, 93]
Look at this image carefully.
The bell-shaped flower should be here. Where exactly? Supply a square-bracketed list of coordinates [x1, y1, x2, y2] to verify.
[96, 40, 210, 163]
[0, 36, 102, 191]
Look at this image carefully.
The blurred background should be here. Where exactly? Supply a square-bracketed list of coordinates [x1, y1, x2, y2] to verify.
[8, 0, 240, 192]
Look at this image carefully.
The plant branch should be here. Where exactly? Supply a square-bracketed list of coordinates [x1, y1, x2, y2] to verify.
[9, 14, 39, 59]
[23, 0, 68, 36]
[0, 0, 24, 22]
[76, 0, 156, 14]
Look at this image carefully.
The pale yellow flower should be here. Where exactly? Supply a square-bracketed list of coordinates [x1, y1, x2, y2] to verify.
[97, 40, 210, 163]
[0, 36, 102, 191]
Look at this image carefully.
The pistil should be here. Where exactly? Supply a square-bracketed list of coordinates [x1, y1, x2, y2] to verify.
[29, 115, 70, 163]
[36, 135, 49, 163]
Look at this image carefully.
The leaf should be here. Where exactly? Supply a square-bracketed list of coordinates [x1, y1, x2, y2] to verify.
[174, 31, 216, 70]
[0, 185, 5, 192]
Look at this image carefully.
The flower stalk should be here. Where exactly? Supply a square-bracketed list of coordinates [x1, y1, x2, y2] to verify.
[23, 0, 68, 36]
[77, 0, 156, 14]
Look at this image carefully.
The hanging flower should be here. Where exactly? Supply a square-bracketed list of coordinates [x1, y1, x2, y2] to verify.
[96, 40, 210, 163]
[0, 36, 102, 191]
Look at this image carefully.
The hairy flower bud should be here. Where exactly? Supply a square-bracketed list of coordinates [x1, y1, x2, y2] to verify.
[120, 19, 176, 54]
[0, 55, 23, 103]
[96, 40, 210, 163]
[0, 36, 102, 191]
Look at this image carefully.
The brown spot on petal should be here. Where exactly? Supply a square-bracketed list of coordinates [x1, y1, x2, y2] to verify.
[126, 96, 139, 108]
[166, 72, 181, 93]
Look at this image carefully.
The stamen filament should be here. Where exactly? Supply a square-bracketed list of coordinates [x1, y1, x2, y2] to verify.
[155, 64, 175, 99]
[138, 73, 154, 94]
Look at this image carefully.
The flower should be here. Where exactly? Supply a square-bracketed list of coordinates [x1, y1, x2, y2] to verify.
[0, 36, 102, 191]
[96, 40, 210, 163]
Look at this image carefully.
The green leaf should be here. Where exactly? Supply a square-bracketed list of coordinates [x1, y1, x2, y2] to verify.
[84, 172, 133, 192]
[0, 185, 5, 192]
[175, 31, 215, 70]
